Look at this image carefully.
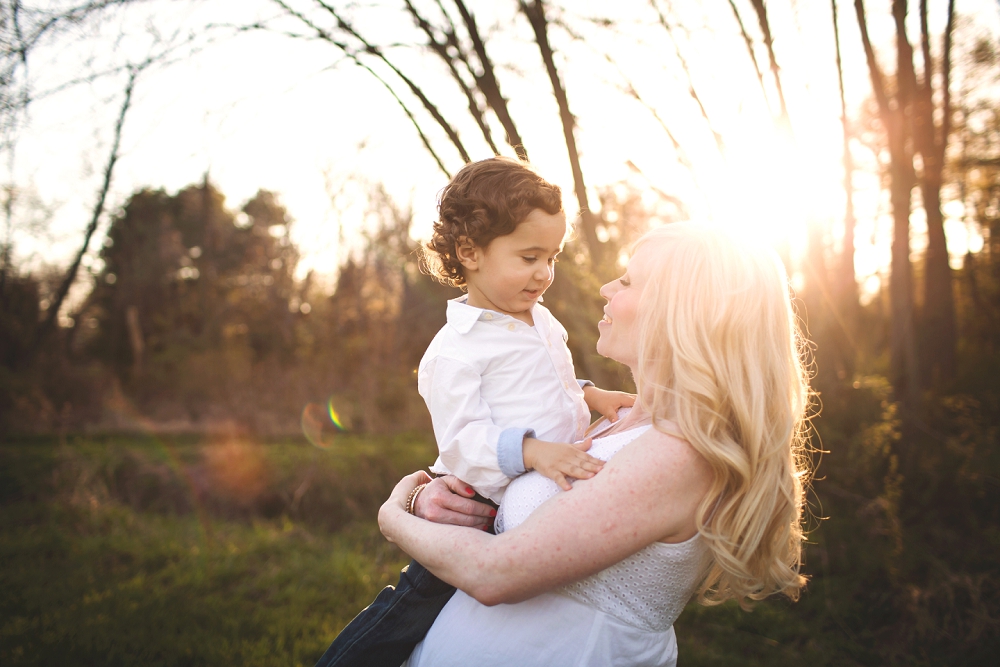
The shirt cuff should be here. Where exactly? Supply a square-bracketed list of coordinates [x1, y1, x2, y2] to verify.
[497, 427, 535, 478]
[577, 379, 595, 389]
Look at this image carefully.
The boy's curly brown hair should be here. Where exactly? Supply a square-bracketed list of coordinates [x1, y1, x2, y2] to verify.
[421, 157, 563, 287]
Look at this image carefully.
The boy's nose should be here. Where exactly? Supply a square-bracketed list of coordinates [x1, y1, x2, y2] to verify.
[534, 264, 553, 282]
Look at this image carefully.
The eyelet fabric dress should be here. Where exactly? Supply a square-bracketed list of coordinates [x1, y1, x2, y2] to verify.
[405, 422, 710, 667]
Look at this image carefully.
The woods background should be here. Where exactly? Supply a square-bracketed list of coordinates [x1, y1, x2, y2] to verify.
[1, 1, 999, 665]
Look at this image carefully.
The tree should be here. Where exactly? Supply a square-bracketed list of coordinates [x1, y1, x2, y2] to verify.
[83, 180, 300, 393]
[914, 0, 957, 383]
[854, 0, 921, 403]
[832, 0, 858, 306]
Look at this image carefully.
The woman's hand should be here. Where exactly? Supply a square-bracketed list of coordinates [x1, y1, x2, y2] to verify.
[379, 470, 431, 543]
[414, 476, 496, 530]
[379, 473, 496, 544]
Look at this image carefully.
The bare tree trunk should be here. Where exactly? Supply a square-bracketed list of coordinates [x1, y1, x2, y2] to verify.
[125, 303, 143, 377]
[832, 0, 857, 303]
[915, 0, 957, 383]
[855, 0, 921, 401]
[830, 0, 858, 379]
[519, 0, 602, 266]
[34, 65, 137, 350]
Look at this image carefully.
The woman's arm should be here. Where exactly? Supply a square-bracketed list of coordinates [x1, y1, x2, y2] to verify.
[379, 428, 713, 606]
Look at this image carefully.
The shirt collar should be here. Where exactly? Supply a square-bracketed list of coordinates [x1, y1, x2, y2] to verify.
[446, 295, 484, 334]
[446, 295, 539, 334]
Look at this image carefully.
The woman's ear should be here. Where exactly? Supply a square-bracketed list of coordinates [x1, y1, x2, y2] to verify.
[455, 237, 479, 272]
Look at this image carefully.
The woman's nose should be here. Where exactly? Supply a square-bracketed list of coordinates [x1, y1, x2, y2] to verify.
[599, 280, 613, 301]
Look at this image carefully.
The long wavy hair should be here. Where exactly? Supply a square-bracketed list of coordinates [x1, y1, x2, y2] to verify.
[633, 223, 812, 607]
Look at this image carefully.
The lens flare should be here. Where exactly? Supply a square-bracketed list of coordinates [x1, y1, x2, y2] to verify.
[302, 398, 347, 449]
[327, 398, 345, 431]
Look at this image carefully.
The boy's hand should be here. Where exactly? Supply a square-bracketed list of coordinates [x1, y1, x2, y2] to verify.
[583, 386, 636, 423]
[522, 437, 604, 491]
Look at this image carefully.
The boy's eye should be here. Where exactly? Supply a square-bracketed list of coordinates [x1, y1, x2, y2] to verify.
[619, 276, 631, 287]
[522, 256, 537, 263]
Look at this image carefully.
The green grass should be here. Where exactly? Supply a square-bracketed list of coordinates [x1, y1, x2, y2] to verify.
[2, 433, 982, 666]
[0, 435, 423, 667]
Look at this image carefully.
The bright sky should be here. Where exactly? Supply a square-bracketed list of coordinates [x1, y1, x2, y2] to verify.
[11, 0, 1000, 304]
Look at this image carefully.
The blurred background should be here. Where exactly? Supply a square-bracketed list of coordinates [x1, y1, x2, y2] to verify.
[1, 0, 998, 664]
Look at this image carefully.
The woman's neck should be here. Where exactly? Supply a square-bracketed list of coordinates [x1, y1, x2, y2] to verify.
[604, 404, 652, 437]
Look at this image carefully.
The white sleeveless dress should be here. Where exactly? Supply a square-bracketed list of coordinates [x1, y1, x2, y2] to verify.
[405, 422, 710, 667]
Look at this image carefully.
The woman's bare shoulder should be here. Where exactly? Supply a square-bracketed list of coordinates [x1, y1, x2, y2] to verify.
[610, 423, 713, 496]
[631, 421, 707, 464]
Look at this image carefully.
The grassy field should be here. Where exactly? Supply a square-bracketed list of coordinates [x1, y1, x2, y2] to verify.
[1, 434, 873, 666]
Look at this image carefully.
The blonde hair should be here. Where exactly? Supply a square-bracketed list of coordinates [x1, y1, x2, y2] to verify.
[633, 223, 812, 607]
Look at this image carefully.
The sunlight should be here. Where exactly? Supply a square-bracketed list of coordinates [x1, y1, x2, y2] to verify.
[709, 128, 814, 257]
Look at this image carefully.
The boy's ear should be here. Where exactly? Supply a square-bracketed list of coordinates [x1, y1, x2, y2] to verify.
[455, 237, 479, 271]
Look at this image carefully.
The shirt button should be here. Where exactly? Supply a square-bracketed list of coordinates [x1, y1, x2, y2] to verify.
[507, 323, 515, 331]
[485, 313, 493, 320]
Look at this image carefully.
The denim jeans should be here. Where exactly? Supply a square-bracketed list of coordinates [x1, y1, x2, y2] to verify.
[313, 559, 456, 667]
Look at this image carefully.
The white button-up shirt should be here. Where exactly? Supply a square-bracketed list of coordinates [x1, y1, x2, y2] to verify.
[418, 296, 592, 503]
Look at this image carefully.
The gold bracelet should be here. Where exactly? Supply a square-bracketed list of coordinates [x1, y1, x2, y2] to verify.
[405, 483, 428, 515]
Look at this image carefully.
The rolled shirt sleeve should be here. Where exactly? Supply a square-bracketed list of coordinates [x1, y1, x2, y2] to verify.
[497, 427, 534, 478]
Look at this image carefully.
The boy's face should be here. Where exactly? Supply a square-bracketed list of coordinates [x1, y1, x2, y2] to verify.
[458, 208, 566, 324]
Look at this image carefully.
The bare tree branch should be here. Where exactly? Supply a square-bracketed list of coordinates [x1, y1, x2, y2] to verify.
[649, 0, 725, 154]
[726, 0, 770, 115]
[519, 0, 602, 265]
[35, 63, 138, 347]
[263, 2, 453, 176]
[1, 1, 147, 149]
[748, 0, 790, 128]
[451, 0, 528, 160]
[402, 0, 499, 156]
[750, 0, 792, 132]
[625, 160, 689, 218]
[307, 0, 472, 163]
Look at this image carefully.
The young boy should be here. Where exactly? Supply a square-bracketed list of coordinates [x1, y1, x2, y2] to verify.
[315, 157, 633, 667]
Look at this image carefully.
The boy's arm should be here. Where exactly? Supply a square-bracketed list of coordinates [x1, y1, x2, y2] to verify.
[581, 384, 636, 423]
[420, 356, 529, 503]
[522, 436, 603, 491]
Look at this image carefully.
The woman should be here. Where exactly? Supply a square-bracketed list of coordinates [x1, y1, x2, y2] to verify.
[379, 222, 812, 666]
